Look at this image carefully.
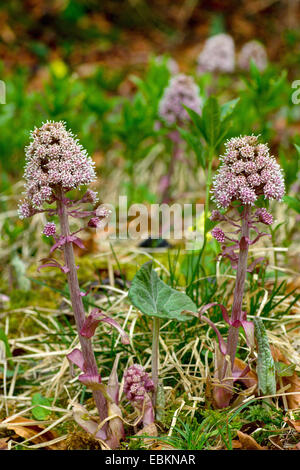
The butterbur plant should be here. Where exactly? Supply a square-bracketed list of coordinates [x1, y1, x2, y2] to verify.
[18, 121, 129, 448]
[199, 135, 285, 407]
[197, 33, 235, 75]
[158, 74, 202, 202]
[238, 40, 268, 72]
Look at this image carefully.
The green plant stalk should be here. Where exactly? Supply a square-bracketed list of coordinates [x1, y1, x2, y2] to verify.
[151, 316, 160, 408]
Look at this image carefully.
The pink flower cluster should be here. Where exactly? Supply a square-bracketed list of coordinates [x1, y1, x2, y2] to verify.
[211, 226, 226, 243]
[197, 33, 235, 74]
[43, 222, 56, 237]
[123, 364, 154, 405]
[238, 40, 267, 72]
[212, 135, 285, 208]
[159, 74, 202, 125]
[255, 208, 273, 225]
[18, 121, 96, 218]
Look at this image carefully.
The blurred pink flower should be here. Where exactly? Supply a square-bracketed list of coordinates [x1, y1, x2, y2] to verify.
[197, 33, 235, 74]
[159, 74, 202, 125]
[238, 40, 268, 72]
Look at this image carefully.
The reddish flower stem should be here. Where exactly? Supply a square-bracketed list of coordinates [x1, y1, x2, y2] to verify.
[222, 205, 250, 377]
[56, 187, 108, 431]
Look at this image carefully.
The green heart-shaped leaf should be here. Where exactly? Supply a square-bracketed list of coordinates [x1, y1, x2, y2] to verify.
[129, 261, 197, 321]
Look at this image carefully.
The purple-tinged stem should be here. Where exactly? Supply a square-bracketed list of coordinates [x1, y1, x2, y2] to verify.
[56, 188, 108, 431]
[223, 205, 250, 376]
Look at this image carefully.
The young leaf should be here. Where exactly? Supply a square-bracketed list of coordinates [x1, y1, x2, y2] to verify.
[183, 105, 203, 135]
[275, 361, 296, 378]
[31, 393, 52, 421]
[0, 328, 12, 359]
[201, 96, 220, 148]
[177, 127, 205, 168]
[128, 261, 197, 321]
[220, 98, 240, 121]
[283, 195, 300, 214]
[254, 318, 276, 396]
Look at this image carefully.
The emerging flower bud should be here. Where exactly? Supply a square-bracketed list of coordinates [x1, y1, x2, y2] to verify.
[81, 190, 98, 204]
[211, 227, 226, 243]
[238, 40, 268, 72]
[197, 33, 235, 74]
[123, 364, 154, 405]
[159, 74, 202, 125]
[42, 222, 57, 237]
[88, 217, 100, 228]
[255, 208, 273, 225]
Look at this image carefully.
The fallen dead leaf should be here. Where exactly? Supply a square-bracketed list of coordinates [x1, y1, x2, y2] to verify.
[233, 358, 258, 389]
[135, 422, 158, 448]
[136, 422, 157, 437]
[235, 430, 266, 450]
[0, 437, 9, 450]
[284, 418, 300, 433]
[5, 417, 63, 450]
[151, 443, 177, 450]
[271, 346, 300, 409]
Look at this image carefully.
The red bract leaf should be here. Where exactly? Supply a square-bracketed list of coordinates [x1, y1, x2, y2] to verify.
[50, 236, 67, 253]
[37, 257, 70, 274]
[79, 373, 102, 390]
[199, 302, 231, 325]
[72, 403, 106, 441]
[80, 309, 130, 344]
[67, 235, 86, 250]
[247, 257, 265, 273]
[68, 210, 95, 218]
[67, 348, 85, 372]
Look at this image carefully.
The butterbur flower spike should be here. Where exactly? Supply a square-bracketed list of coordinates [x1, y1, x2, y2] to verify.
[238, 40, 268, 72]
[123, 364, 155, 427]
[197, 33, 235, 74]
[159, 74, 202, 126]
[19, 121, 96, 215]
[212, 135, 285, 208]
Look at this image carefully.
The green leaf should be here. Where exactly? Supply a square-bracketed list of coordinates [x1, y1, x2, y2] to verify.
[275, 361, 296, 378]
[177, 127, 205, 168]
[0, 328, 12, 359]
[295, 143, 300, 156]
[128, 261, 197, 321]
[201, 96, 220, 148]
[31, 393, 52, 421]
[183, 105, 203, 135]
[254, 318, 276, 396]
[283, 195, 300, 214]
[220, 98, 240, 121]
[0, 328, 13, 369]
